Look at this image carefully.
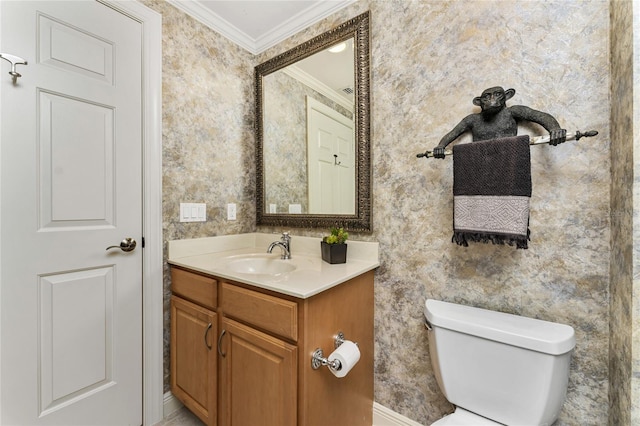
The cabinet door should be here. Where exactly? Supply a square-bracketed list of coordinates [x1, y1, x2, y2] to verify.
[171, 296, 217, 426]
[219, 317, 297, 426]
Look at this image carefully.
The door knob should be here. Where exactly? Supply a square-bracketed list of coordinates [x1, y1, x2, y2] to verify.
[106, 237, 137, 252]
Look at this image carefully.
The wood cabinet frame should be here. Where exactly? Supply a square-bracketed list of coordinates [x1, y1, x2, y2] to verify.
[170, 267, 374, 426]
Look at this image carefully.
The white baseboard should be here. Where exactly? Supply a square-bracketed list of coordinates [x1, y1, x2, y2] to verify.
[163, 391, 183, 418]
[163, 393, 421, 426]
[373, 402, 424, 426]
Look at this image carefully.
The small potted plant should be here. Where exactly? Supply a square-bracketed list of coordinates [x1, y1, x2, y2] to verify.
[321, 227, 349, 264]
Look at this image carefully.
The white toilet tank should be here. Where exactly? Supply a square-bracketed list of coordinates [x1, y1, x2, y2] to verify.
[424, 299, 575, 426]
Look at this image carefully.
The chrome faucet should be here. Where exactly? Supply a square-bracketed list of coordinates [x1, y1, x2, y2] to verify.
[267, 232, 291, 259]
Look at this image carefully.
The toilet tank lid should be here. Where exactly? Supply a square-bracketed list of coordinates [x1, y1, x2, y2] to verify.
[424, 299, 575, 355]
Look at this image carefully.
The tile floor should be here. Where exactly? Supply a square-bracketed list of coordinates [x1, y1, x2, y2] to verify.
[153, 407, 204, 426]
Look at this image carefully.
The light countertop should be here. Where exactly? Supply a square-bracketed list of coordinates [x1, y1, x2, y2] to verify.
[167, 233, 379, 299]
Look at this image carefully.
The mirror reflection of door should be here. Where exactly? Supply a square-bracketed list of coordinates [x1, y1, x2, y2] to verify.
[306, 97, 355, 214]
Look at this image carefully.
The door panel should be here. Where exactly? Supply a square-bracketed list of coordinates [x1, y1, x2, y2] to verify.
[171, 296, 217, 426]
[39, 90, 115, 228]
[39, 267, 115, 415]
[38, 13, 114, 84]
[219, 318, 297, 426]
[1, 1, 143, 424]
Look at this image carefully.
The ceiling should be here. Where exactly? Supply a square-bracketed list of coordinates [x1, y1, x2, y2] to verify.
[166, 0, 355, 55]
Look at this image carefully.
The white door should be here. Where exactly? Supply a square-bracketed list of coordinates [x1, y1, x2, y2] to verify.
[1, 1, 143, 424]
[306, 97, 355, 214]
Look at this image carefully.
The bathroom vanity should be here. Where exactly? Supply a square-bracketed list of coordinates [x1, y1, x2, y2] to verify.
[167, 234, 379, 426]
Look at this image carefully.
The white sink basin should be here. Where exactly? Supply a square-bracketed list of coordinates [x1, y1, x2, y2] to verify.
[225, 254, 296, 275]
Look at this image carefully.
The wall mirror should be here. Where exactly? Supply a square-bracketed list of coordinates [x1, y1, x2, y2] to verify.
[255, 11, 371, 232]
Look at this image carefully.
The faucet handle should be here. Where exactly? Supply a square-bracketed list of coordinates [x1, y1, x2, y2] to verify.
[281, 233, 291, 256]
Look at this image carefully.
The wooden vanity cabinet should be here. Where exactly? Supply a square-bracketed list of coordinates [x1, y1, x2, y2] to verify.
[219, 317, 297, 426]
[218, 282, 298, 426]
[170, 269, 218, 426]
[297, 270, 374, 426]
[170, 266, 374, 426]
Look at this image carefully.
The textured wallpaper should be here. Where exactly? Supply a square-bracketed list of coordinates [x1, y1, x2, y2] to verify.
[140, 0, 257, 391]
[609, 1, 639, 424]
[143, 0, 623, 424]
[263, 71, 309, 213]
[260, 1, 611, 424]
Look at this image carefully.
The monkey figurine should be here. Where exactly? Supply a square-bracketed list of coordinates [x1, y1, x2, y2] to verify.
[432, 86, 566, 159]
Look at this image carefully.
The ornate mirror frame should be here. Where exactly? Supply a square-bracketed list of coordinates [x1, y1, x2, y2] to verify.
[255, 11, 371, 232]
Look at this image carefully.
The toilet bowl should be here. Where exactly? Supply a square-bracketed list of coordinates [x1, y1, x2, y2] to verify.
[424, 299, 575, 426]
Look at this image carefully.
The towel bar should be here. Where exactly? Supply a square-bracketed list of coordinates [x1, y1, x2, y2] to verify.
[416, 130, 598, 159]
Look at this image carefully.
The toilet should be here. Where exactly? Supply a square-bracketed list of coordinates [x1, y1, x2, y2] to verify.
[424, 299, 575, 426]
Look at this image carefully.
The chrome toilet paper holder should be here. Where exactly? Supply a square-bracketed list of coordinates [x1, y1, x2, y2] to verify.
[311, 331, 357, 371]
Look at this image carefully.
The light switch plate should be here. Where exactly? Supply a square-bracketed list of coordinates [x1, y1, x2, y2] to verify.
[180, 203, 206, 222]
[227, 203, 237, 221]
[289, 204, 302, 214]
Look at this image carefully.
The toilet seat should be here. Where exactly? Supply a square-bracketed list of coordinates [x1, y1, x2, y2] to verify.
[431, 408, 502, 426]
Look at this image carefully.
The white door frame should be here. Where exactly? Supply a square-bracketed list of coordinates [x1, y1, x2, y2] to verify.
[0, 1, 164, 424]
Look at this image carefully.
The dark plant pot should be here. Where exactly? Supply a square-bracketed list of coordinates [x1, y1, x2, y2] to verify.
[321, 241, 347, 264]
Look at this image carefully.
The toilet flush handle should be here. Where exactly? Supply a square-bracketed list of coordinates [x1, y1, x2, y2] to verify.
[423, 317, 432, 331]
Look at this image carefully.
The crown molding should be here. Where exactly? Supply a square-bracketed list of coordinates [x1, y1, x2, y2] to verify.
[166, 0, 256, 52]
[166, 0, 356, 55]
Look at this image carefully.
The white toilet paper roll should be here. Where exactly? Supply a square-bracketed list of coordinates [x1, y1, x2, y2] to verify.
[327, 340, 360, 378]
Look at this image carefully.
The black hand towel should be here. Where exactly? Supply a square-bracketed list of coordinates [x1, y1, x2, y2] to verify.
[452, 135, 531, 249]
